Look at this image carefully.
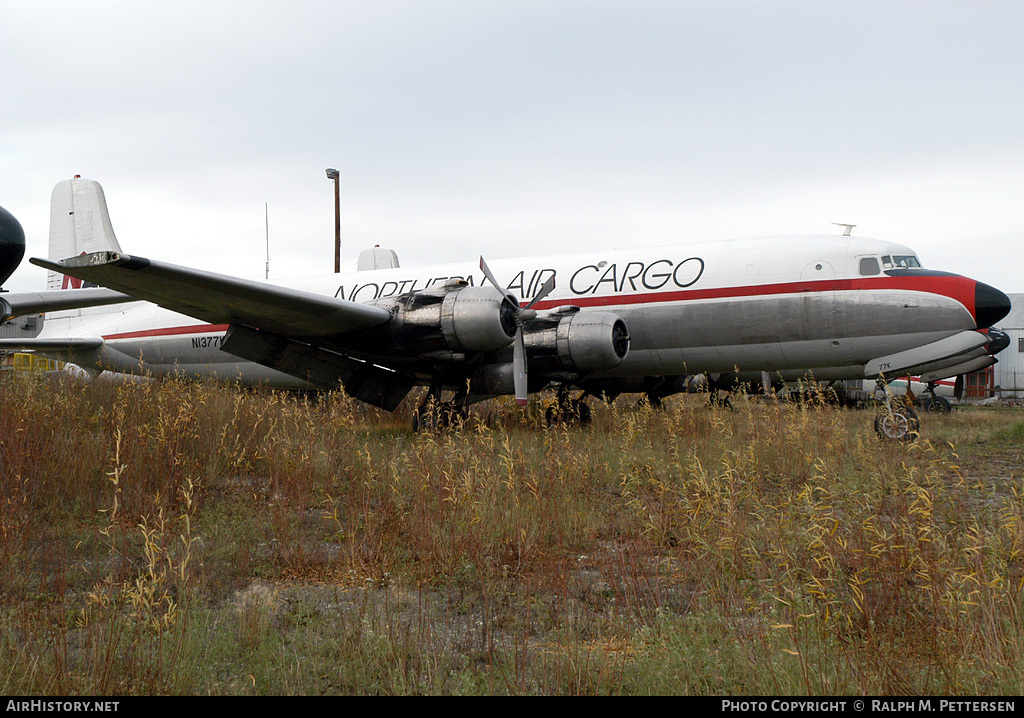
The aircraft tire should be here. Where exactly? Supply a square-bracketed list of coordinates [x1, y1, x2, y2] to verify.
[545, 399, 592, 427]
[637, 393, 666, 411]
[413, 401, 466, 431]
[709, 393, 733, 411]
[874, 406, 920, 442]
[920, 395, 951, 413]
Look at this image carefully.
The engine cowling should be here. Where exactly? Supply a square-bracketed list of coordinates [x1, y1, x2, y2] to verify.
[526, 310, 630, 375]
[360, 282, 517, 360]
[440, 285, 518, 351]
[468, 310, 630, 397]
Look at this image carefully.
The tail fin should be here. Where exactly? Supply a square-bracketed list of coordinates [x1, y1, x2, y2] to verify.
[47, 176, 123, 290]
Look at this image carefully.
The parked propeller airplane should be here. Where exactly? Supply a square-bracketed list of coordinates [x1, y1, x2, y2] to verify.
[0, 176, 1012, 438]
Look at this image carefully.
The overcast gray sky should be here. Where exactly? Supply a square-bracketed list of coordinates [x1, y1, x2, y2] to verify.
[2, 0, 1022, 293]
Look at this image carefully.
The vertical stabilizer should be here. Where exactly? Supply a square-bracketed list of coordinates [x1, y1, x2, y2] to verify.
[48, 177, 123, 290]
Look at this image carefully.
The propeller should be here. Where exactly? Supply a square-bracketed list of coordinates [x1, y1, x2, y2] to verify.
[479, 257, 556, 405]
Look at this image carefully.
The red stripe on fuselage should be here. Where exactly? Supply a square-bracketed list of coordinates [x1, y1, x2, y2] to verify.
[528, 274, 978, 320]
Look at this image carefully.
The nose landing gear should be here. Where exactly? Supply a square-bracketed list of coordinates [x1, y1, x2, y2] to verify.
[872, 378, 920, 442]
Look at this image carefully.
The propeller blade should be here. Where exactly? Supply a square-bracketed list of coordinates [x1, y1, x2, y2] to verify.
[480, 255, 537, 407]
[524, 274, 555, 310]
[513, 330, 528, 405]
[478, 256, 505, 297]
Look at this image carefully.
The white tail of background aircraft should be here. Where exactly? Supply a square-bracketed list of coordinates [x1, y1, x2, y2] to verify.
[0, 177, 129, 330]
[47, 176, 123, 290]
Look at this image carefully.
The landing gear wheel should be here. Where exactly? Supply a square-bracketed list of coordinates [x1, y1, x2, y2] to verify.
[545, 398, 592, 427]
[919, 395, 951, 413]
[413, 401, 467, 431]
[709, 391, 733, 411]
[874, 405, 920, 442]
[637, 392, 665, 410]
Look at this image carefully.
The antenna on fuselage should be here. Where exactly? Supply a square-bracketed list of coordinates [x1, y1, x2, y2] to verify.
[832, 223, 856, 237]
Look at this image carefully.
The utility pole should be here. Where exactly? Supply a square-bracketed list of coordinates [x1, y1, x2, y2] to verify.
[326, 168, 340, 272]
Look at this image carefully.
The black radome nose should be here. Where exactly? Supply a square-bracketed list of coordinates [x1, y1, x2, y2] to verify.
[975, 281, 1011, 329]
[0, 204, 26, 288]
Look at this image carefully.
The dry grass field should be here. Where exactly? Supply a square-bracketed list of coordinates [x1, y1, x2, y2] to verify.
[1, 371, 1022, 695]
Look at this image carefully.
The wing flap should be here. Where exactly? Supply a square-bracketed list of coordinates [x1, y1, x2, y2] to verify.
[31, 252, 391, 338]
[221, 325, 415, 410]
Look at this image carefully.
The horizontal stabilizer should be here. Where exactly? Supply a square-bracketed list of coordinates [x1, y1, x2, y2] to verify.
[31, 252, 392, 338]
[864, 330, 992, 378]
[0, 337, 104, 352]
[0, 288, 132, 322]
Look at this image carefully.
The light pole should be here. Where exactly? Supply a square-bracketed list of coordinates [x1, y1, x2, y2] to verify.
[325, 168, 340, 273]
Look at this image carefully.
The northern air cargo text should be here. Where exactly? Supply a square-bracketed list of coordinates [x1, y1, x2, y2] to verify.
[333, 257, 705, 303]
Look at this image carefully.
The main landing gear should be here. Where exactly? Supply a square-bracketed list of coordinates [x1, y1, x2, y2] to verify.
[544, 386, 593, 427]
[412, 381, 469, 431]
[702, 373, 734, 411]
[872, 379, 920, 443]
[917, 382, 952, 413]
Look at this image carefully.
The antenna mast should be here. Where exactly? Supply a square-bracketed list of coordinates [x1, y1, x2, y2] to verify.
[265, 202, 270, 279]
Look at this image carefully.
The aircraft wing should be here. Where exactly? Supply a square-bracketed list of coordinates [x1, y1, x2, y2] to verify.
[0, 288, 132, 322]
[30, 252, 392, 337]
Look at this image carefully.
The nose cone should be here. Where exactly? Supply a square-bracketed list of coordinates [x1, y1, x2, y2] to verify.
[975, 281, 1011, 329]
[0, 204, 27, 288]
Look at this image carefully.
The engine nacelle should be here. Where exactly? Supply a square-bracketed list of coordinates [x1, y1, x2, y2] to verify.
[526, 310, 630, 375]
[362, 283, 517, 359]
[440, 285, 518, 351]
[467, 310, 630, 398]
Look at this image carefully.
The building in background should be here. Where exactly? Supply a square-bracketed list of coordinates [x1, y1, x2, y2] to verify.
[0, 313, 59, 372]
[992, 293, 1024, 399]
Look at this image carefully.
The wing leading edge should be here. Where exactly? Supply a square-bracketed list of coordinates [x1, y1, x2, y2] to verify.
[30, 252, 392, 337]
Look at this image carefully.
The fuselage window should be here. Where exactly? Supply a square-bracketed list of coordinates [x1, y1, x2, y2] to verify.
[859, 257, 881, 276]
[881, 255, 893, 268]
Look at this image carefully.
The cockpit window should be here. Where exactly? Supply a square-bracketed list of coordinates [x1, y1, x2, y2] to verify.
[859, 257, 881, 276]
[881, 254, 921, 269]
